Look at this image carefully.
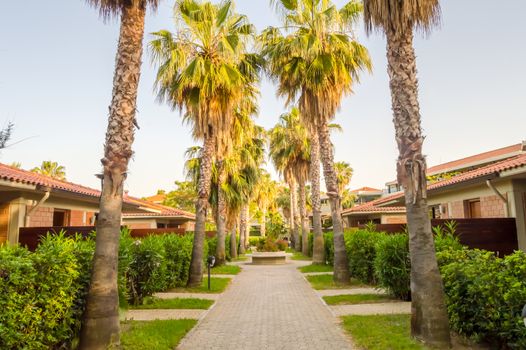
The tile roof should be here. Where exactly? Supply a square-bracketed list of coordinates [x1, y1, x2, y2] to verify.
[343, 153, 526, 215]
[123, 196, 195, 219]
[0, 162, 195, 219]
[427, 143, 523, 175]
[350, 186, 382, 193]
[144, 193, 166, 203]
[0, 162, 101, 197]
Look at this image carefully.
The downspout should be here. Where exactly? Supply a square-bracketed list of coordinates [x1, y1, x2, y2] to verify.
[486, 179, 509, 217]
[25, 189, 51, 227]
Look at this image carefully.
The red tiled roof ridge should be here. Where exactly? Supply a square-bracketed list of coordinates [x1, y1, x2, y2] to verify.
[343, 153, 526, 214]
[123, 195, 195, 218]
[350, 186, 382, 193]
[427, 143, 523, 174]
[0, 162, 101, 197]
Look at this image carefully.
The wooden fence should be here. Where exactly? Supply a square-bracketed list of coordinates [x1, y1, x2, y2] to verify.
[358, 218, 518, 257]
[19, 226, 186, 251]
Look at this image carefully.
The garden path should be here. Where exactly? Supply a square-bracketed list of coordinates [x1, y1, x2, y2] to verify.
[177, 258, 353, 349]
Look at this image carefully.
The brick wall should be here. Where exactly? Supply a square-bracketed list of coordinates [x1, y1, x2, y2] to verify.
[70, 210, 85, 226]
[449, 201, 466, 218]
[382, 215, 407, 224]
[480, 194, 506, 218]
[27, 206, 53, 227]
[126, 222, 153, 229]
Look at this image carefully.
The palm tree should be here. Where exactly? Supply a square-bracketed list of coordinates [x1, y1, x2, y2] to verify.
[261, 0, 371, 281]
[151, 0, 257, 287]
[254, 171, 278, 238]
[362, 0, 450, 346]
[31, 161, 66, 180]
[334, 161, 353, 198]
[269, 107, 310, 253]
[80, 0, 160, 348]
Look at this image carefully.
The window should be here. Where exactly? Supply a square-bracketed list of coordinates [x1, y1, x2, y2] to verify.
[53, 209, 69, 226]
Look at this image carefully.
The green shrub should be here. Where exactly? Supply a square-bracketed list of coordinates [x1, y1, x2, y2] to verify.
[206, 234, 231, 263]
[275, 239, 288, 251]
[374, 234, 411, 300]
[307, 233, 314, 257]
[440, 249, 526, 348]
[248, 237, 260, 247]
[323, 232, 334, 265]
[256, 237, 279, 252]
[161, 234, 193, 289]
[345, 230, 385, 284]
[0, 234, 93, 349]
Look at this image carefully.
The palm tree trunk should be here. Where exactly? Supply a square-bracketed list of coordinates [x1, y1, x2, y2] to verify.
[230, 224, 238, 259]
[239, 206, 247, 254]
[291, 179, 301, 251]
[79, 5, 144, 349]
[386, 28, 450, 347]
[215, 165, 227, 266]
[187, 134, 215, 287]
[260, 205, 267, 237]
[298, 180, 309, 256]
[318, 121, 349, 284]
[244, 204, 250, 248]
[309, 131, 324, 263]
[289, 181, 295, 246]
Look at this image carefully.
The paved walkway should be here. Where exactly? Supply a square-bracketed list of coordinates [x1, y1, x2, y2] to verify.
[178, 260, 353, 350]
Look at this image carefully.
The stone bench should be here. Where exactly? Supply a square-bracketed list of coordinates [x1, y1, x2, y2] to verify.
[251, 252, 287, 265]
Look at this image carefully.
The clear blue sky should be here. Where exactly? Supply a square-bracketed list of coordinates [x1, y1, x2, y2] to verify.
[1, 0, 525, 197]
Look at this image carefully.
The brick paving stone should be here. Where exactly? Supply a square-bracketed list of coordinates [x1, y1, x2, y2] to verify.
[125, 309, 205, 321]
[154, 292, 221, 300]
[178, 260, 353, 349]
[330, 302, 411, 316]
[316, 287, 386, 297]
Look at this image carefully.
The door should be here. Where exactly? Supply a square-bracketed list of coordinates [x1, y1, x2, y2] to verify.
[469, 200, 482, 218]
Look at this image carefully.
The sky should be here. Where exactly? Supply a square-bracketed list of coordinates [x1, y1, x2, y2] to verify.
[0, 0, 525, 197]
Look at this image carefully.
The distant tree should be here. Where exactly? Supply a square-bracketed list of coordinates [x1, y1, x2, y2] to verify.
[335, 161, 354, 197]
[163, 181, 197, 213]
[31, 161, 66, 180]
[10, 162, 21, 169]
[0, 122, 14, 149]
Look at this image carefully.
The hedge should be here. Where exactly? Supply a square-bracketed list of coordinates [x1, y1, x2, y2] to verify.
[0, 231, 205, 349]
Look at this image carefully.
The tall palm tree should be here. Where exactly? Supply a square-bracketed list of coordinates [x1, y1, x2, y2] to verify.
[260, 0, 371, 282]
[269, 107, 310, 253]
[334, 161, 353, 198]
[254, 171, 278, 238]
[80, 0, 160, 348]
[31, 161, 66, 180]
[151, 0, 257, 287]
[362, 0, 450, 346]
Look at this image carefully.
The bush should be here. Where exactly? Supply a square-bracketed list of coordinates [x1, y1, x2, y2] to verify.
[248, 237, 260, 247]
[440, 249, 526, 348]
[206, 234, 231, 263]
[345, 230, 385, 284]
[256, 237, 279, 252]
[0, 234, 93, 349]
[374, 234, 411, 300]
[323, 232, 334, 265]
[307, 233, 314, 257]
[275, 239, 288, 251]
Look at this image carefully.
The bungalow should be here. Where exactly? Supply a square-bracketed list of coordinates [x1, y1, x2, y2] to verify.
[0, 163, 194, 245]
[350, 186, 383, 205]
[342, 142, 526, 250]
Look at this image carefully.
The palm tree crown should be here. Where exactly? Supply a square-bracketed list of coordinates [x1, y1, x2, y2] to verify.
[260, 0, 371, 127]
[86, 0, 160, 17]
[363, 0, 440, 35]
[31, 161, 66, 180]
[150, 0, 258, 151]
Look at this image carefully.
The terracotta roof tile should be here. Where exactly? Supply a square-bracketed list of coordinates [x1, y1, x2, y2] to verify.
[123, 196, 195, 219]
[427, 143, 523, 175]
[0, 162, 101, 197]
[350, 186, 382, 193]
[343, 153, 526, 215]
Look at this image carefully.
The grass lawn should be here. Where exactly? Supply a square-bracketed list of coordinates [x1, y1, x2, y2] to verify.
[210, 264, 241, 275]
[341, 314, 426, 350]
[306, 274, 365, 290]
[171, 277, 231, 293]
[298, 264, 333, 273]
[231, 255, 249, 261]
[323, 293, 395, 305]
[121, 319, 197, 350]
[291, 251, 312, 261]
[132, 297, 213, 310]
